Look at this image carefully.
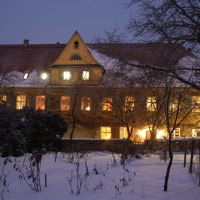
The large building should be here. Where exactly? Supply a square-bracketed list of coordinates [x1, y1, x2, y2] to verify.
[0, 31, 199, 141]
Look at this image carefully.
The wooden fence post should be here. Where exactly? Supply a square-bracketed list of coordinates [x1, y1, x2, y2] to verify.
[183, 139, 187, 168]
[45, 174, 47, 188]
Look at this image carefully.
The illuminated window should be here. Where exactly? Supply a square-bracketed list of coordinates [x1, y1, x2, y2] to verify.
[70, 54, 81, 60]
[170, 100, 178, 112]
[147, 96, 156, 111]
[125, 96, 134, 111]
[102, 97, 112, 111]
[82, 71, 90, 80]
[119, 127, 128, 139]
[191, 96, 200, 112]
[192, 129, 200, 137]
[23, 73, 29, 79]
[81, 97, 91, 111]
[171, 128, 180, 138]
[41, 72, 48, 80]
[16, 95, 26, 109]
[63, 71, 71, 80]
[156, 130, 167, 139]
[60, 96, 70, 111]
[0, 95, 7, 104]
[36, 96, 45, 110]
[101, 127, 111, 139]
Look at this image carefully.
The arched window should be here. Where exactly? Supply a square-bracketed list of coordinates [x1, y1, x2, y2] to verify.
[70, 54, 82, 60]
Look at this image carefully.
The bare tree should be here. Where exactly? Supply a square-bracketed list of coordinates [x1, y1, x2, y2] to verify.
[127, 0, 200, 90]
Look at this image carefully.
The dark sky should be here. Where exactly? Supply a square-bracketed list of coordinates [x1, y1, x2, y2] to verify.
[0, 0, 134, 44]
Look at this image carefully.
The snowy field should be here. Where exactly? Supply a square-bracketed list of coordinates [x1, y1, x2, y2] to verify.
[1, 152, 200, 200]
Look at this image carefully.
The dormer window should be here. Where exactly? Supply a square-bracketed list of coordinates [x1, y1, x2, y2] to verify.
[82, 71, 90, 80]
[63, 71, 71, 80]
[74, 41, 79, 49]
[41, 72, 48, 80]
[70, 54, 82, 60]
[23, 72, 29, 79]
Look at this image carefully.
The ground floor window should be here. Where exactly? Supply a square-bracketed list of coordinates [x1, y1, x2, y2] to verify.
[61, 96, 70, 111]
[36, 95, 45, 110]
[16, 95, 26, 109]
[119, 127, 128, 139]
[171, 128, 180, 138]
[192, 129, 200, 137]
[101, 127, 111, 139]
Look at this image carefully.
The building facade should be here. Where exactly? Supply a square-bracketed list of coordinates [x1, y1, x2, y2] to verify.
[0, 31, 200, 141]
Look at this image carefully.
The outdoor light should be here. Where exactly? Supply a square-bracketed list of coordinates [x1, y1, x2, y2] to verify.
[41, 72, 48, 80]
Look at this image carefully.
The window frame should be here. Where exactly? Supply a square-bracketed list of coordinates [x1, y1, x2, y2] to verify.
[63, 71, 71, 80]
[16, 95, 26, 110]
[125, 96, 135, 111]
[101, 127, 111, 139]
[147, 96, 157, 111]
[102, 96, 112, 111]
[60, 96, 71, 111]
[36, 95, 46, 110]
[81, 96, 91, 111]
[82, 70, 90, 81]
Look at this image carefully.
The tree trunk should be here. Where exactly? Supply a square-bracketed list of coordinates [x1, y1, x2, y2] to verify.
[164, 141, 173, 191]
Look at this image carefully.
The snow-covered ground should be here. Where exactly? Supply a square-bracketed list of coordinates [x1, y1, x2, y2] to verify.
[1, 152, 200, 200]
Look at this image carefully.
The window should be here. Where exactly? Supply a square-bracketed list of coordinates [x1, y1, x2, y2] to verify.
[16, 95, 26, 109]
[63, 71, 71, 80]
[41, 72, 48, 80]
[125, 96, 134, 111]
[171, 128, 180, 138]
[81, 97, 91, 111]
[119, 127, 128, 139]
[70, 54, 81, 60]
[101, 127, 111, 139]
[60, 96, 70, 111]
[170, 99, 179, 112]
[36, 96, 45, 110]
[147, 96, 156, 111]
[23, 73, 29, 79]
[192, 129, 200, 137]
[74, 41, 79, 48]
[82, 71, 90, 80]
[102, 97, 112, 111]
[0, 95, 7, 104]
[191, 96, 200, 112]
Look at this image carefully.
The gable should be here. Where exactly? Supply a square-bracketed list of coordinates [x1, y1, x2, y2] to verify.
[51, 31, 100, 67]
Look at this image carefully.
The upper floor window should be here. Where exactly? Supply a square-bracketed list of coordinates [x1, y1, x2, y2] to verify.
[192, 129, 200, 137]
[81, 97, 91, 111]
[147, 96, 156, 111]
[170, 99, 179, 112]
[70, 54, 82, 60]
[36, 95, 45, 110]
[101, 127, 111, 139]
[82, 71, 90, 80]
[125, 96, 135, 111]
[23, 73, 29, 79]
[41, 72, 48, 80]
[61, 96, 70, 111]
[191, 96, 200, 112]
[63, 71, 71, 80]
[102, 96, 112, 111]
[0, 95, 7, 104]
[16, 95, 26, 110]
[74, 41, 79, 49]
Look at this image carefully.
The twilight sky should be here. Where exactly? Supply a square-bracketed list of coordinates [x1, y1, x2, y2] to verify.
[0, 0, 134, 44]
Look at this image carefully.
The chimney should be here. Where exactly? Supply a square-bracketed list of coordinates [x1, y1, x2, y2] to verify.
[23, 39, 29, 49]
